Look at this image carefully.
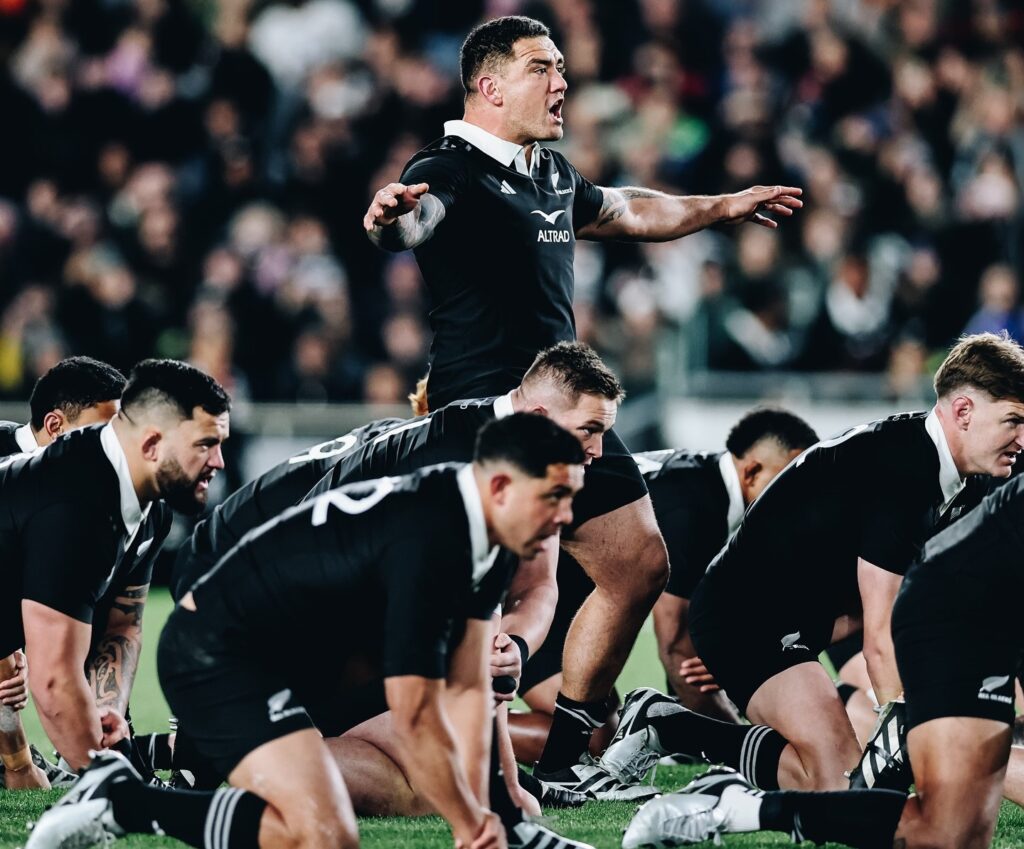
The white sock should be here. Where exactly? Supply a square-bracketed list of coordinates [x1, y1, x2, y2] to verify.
[719, 785, 763, 832]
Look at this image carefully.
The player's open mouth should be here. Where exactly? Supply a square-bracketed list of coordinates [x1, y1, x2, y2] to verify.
[549, 100, 563, 123]
[197, 474, 214, 491]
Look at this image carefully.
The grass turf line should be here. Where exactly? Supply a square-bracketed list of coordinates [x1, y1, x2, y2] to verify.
[3, 588, 1024, 847]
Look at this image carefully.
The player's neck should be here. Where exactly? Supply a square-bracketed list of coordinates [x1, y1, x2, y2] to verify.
[459, 111, 535, 155]
[933, 403, 968, 476]
[110, 415, 156, 507]
[472, 464, 501, 549]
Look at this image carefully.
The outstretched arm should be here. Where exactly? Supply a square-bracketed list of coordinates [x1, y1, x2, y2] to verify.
[575, 184, 803, 242]
[364, 182, 447, 252]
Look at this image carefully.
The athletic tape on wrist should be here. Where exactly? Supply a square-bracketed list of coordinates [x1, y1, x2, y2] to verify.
[508, 634, 529, 668]
[1, 746, 32, 771]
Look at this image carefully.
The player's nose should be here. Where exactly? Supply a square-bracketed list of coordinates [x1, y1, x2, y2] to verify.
[208, 444, 226, 470]
[556, 500, 573, 527]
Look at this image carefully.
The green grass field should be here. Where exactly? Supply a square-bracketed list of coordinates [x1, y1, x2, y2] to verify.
[4, 588, 1024, 848]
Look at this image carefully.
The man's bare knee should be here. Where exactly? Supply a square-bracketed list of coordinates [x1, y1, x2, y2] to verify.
[597, 536, 667, 603]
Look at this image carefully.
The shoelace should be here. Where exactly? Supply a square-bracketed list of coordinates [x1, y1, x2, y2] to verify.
[613, 744, 663, 784]
[662, 807, 726, 846]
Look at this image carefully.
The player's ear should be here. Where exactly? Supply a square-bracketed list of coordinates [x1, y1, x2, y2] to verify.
[478, 75, 502, 106]
[741, 458, 762, 490]
[951, 394, 973, 429]
[140, 428, 163, 462]
[41, 410, 65, 439]
[489, 471, 513, 504]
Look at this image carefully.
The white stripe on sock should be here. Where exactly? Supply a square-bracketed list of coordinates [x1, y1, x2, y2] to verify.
[218, 788, 245, 849]
[204, 788, 230, 849]
[740, 726, 769, 781]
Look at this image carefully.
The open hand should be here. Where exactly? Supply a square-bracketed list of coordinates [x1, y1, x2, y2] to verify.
[721, 185, 803, 228]
[363, 182, 430, 231]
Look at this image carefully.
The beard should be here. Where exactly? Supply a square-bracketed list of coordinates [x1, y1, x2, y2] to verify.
[156, 455, 208, 515]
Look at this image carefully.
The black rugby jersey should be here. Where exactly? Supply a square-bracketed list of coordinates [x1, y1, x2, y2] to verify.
[171, 417, 404, 599]
[192, 464, 516, 681]
[0, 425, 171, 656]
[400, 136, 605, 407]
[919, 471, 1024, 577]
[692, 412, 990, 630]
[636, 450, 732, 599]
[0, 421, 35, 458]
[306, 396, 645, 532]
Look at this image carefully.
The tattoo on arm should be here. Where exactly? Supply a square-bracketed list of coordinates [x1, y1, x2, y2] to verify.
[368, 194, 447, 251]
[90, 585, 147, 714]
[592, 187, 669, 230]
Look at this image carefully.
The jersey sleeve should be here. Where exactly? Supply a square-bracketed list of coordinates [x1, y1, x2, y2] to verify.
[111, 507, 171, 595]
[859, 495, 927, 575]
[379, 519, 467, 679]
[656, 498, 711, 599]
[20, 501, 114, 623]
[464, 548, 517, 620]
[400, 151, 469, 212]
[565, 158, 605, 230]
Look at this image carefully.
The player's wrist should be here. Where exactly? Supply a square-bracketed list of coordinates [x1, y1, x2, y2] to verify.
[507, 634, 529, 667]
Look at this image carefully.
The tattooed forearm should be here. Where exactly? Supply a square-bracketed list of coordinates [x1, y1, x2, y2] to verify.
[90, 634, 140, 713]
[593, 187, 669, 228]
[111, 585, 147, 624]
[368, 194, 447, 251]
[89, 585, 147, 713]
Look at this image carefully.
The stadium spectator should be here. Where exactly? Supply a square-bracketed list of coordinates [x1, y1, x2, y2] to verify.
[0, 0, 1021, 399]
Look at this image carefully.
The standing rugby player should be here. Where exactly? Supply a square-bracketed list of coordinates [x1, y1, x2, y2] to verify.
[363, 14, 803, 790]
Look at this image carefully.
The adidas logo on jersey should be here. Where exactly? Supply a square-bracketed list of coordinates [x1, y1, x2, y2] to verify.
[500, 180, 516, 194]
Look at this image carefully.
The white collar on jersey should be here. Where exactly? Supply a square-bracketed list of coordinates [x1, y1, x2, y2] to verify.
[456, 462, 500, 585]
[14, 424, 39, 453]
[718, 451, 746, 534]
[924, 408, 965, 512]
[493, 392, 514, 419]
[444, 119, 540, 177]
[100, 422, 151, 545]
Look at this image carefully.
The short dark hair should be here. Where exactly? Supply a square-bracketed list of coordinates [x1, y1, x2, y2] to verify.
[522, 342, 625, 403]
[726, 407, 819, 457]
[460, 16, 550, 95]
[933, 332, 1024, 401]
[29, 356, 126, 429]
[121, 359, 231, 421]
[475, 413, 585, 477]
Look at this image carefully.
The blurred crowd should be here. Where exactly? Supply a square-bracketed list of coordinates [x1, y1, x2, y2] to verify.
[0, 0, 1022, 405]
